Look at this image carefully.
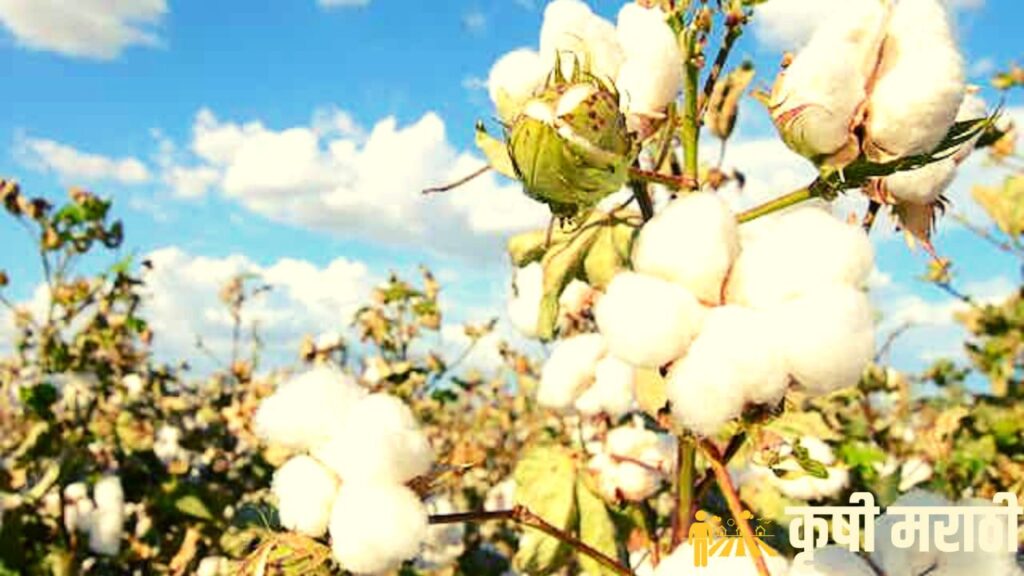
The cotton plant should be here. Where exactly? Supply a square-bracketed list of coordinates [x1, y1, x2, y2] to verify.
[61, 477, 126, 557]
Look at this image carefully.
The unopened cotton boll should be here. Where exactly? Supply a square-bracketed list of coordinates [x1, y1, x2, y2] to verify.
[864, 0, 965, 162]
[727, 207, 874, 308]
[667, 306, 789, 436]
[770, 285, 874, 395]
[272, 455, 339, 537]
[314, 393, 434, 486]
[574, 355, 635, 417]
[790, 546, 877, 576]
[330, 483, 429, 575]
[614, 3, 683, 119]
[488, 49, 546, 124]
[633, 193, 740, 304]
[253, 365, 367, 451]
[508, 262, 544, 338]
[538, 333, 606, 410]
[595, 272, 705, 368]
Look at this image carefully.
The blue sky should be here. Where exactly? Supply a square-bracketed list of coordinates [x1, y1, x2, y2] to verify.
[0, 0, 1021, 377]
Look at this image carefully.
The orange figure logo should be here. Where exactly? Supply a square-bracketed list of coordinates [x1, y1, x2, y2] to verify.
[689, 510, 712, 567]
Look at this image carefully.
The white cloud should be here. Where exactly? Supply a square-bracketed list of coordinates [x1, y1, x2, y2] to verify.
[318, 0, 370, 8]
[158, 107, 548, 259]
[969, 57, 996, 78]
[0, 0, 166, 59]
[463, 10, 487, 34]
[16, 136, 151, 185]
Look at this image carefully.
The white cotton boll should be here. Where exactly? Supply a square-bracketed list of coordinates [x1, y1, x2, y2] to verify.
[898, 457, 933, 492]
[316, 331, 343, 351]
[727, 207, 874, 308]
[314, 393, 434, 486]
[539, 0, 624, 82]
[771, 285, 874, 395]
[589, 425, 675, 501]
[416, 496, 466, 571]
[121, 373, 144, 396]
[872, 491, 951, 576]
[790, 547, 877, 576]
[595, 272, 705, 368]
[196, 557, 230, 576]
[253, 365, 367, 451]
[667, 307, 789, 436]
[330, 483, 429, 575]
[558, 279, 594, 321]
[769, 1, 887, 162]
[574, 355, 635, 417]
[488, 48, 547, 123]
[272, 455, 339, 537]
[154, 425, 183, 464]
[537, 333, 606, 410]
[883, 157, 957, 205]
[88, 476, 124, 557]
[508, 262, 544, 338]
[93, 476, 123, 511]
[614, 4, 683, 118]
[485, 477, 516, 512]
[633, 193, 740, 305]
[865, 0, 965, 161]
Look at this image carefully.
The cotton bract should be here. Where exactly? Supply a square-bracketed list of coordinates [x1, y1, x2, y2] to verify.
[329, 483, 429, 575]
[272, 455, 339, 537]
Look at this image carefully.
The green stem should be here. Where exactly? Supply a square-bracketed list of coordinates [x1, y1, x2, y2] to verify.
[680, 30, 701, 188]
[672, 438, 696, 546]
[737, 182, 821, 223]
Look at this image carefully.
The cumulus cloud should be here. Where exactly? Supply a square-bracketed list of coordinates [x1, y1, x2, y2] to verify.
[0, 0, 166, 59]
[16, 136, 151, 186]
[157, 108, 548, 259]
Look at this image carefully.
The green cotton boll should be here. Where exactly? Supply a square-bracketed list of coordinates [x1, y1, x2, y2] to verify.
[507, 80, 633, 220]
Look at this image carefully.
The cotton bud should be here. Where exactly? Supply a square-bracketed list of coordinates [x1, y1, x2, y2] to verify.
[770, 285, 874, 395]
[614, 3, 684, 124]
[253, 365, 367, 451]
[574, 355, 635, 417]
[508, 262, 544, 337]
[489, 49, 548, 124]
[791, 547, 878, 576]
[596, 272, 705, 368]
[314, 393, 434, 485]
[89, 476, 124, 556]
[272, 455, 339, 537]
[537, 333, 607, 410]
[633, 192, 740, 305]
[330, 483, 428, 575]
[727, 207, 874, 308]
[667, 306, 789, 436]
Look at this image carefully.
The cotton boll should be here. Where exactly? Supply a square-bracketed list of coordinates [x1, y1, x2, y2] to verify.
[872, 491, 951, 576]
[88, 476, 124, 556]
[537, 333, 607, 410]
[574, 355, 635, 417]
[93, 476, 123, 511]
[416, 496, 466, 571]
[539, 0, 623, 82]
[196, 557, 230, 576]
[508, 262, 544, 338]
[314, 394, 434, 486]
[633, 193, 740, 304]
[589, 425, 675, 501]
[883, 158, 957, 205]
[253, 365, 367, 451]
[488, 49, 547, 123]
[774, 466, 849, 501]
[272, 455, 340, 537]
[790, 547, 877, 576]
[595, 272, 705, 368]
[330, 483, 429, 575]
[771, 285, 875, 395]
[154, 425, 184, 464]
[864, 0, 964, 162]
[769, 1, 887, 163]
[667, 307, 789, 436]
[728, 207, 874, 308]
[121, 373, 145, 396]
[614, 4, 683, 119]
[558, 279, 595, 323]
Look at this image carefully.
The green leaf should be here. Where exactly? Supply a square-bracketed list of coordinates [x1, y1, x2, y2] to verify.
[475, 122, 517, 179]
[583, 221, 635, 290]
[576, 478, 620, 576]
[19, 383, 57, 418]
[791, 442, 829, 480]
[513, 445, 578, 575]
[176, 494, 215, 521]
[536, 214, 604, 340]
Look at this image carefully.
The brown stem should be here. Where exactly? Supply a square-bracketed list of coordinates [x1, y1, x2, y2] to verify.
[429, 506, 634, 576]
[630, 179, 655, 222]
[422, 165, 492, 195]
[699, 440, 770, 576]
[693, 432, 747, 503]
[628, 167, 698, 191]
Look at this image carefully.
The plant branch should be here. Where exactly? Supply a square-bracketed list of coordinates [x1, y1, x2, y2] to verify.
[680, 30, 701, 187]
[737, 180, 823, 223]
[697, 23, 744, 121]
[699, 439, 769, 576]
[630, 179, 655, 222]
[671, 438, 696, 546]
[422, 165, 492, 195]
[429, 506, 634, 576]
[694, 432, 747, 503]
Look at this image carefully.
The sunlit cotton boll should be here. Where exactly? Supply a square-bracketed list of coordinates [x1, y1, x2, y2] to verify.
[595, 272, 705, 368]
[790, 546, 877, 576]
[253, 365, 367, 451]
[871, 490, 951, 576]
[864, 0, 965, 162]
[633, 192, 740, 305]
[329, 483, 429, 575]
[488, 48, 547, 124]
[154, 425, 184, 464]
[727, 207, 874, 308]
[574, 355, 635, 417]
[508, 262, 544, 338]
[314, 393, 434, 486]
[416, 496, 466, 571]
[588, 425, 675, 502]
[538, 0, 624, 83]
[614, 3, 683, 121]
[272, 455, 340, 537]
[770, 284, 874, 395]
[88, 476, 124, 556]
[537, 333, 607, 410]
[667, 306, 789, 436]
[898, 457, 933, 492]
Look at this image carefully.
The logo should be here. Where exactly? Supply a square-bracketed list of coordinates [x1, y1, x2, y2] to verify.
[689, 509, 780, 567]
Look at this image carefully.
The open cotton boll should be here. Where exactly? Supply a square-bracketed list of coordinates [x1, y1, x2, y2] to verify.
[632, 193, 740, 304]
[667, 307, 789, 436]
[595, 272, 705, 368]
[89, 476, 124, 556]
[272, 455, 339, 537]
[790, 547, 877, 576]
[558, 279, 595, 322]
[538, 333, 606, 410]
[864, 0, 965, 162]
[538, 0, 623, 83]
[588, 425, 675, 501]
[883, 158, 957, 205]
[769, 0, 887, 163]
[253, 365, 367, 451]
[871, 491, 951, 576]
[574, 355, 635, 417]
[314, 393, 434, 486]
[771, 285, 874, 395]
[727, 207, 874, 308]
[488, 48, 547, 124]
[508, 262, 544, 338]
[614, 4, 683, 119]
[330, 483, 429, 575]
